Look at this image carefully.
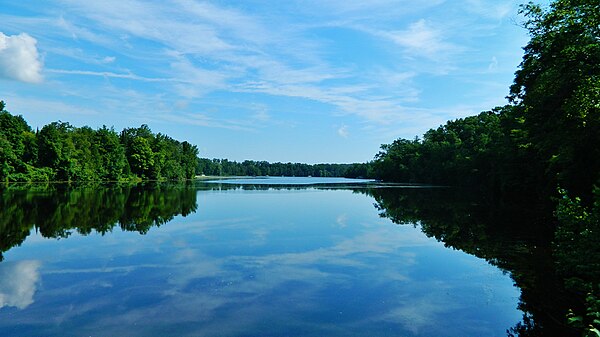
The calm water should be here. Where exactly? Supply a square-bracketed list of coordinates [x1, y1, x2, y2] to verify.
[205, 176, 376, 185]
[0, 181, 525, 336]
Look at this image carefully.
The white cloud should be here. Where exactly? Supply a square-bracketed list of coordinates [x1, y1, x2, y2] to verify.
[250, 104, 270, 122]
[55, 16, 112, 45]
[168, 55, 228, 89]
[102, 56, 116, 63]
[0, 32, 43, 83]
[464, 0, 515, 20]
[380, 19, 458, 59]
[0, 260, 42, 309]
[488, 56, 498, 72]
[337, 124, 349, 138]
[235, 81, 408, 124]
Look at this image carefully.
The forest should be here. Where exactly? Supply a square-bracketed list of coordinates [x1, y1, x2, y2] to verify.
[0, 104, 198, 182]
[196, 158, 369, 178]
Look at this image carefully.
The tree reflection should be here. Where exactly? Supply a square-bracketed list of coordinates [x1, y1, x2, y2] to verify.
[0, 183, 590, 336]
[362, 187, 578, 337]
[0, 182, 198, 260]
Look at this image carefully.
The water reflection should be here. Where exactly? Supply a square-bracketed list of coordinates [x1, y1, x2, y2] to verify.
[0, 183, 534, 336]
[0, 260, 41, 309]
[204, 177, 375, 185]
[0, 183, 198, 260]
[362, 187, 575, 337]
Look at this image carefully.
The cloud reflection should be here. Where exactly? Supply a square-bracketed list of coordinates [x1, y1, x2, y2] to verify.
[378, 293, 460, 335]
[108, 225, 433, 335]
[0, 190, 520, 336]
[0, 260, 41, 309]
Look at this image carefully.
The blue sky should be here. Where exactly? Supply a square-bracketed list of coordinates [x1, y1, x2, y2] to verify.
[0, 0, 534, 163]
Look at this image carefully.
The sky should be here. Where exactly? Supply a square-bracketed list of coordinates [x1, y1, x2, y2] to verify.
[0, 0, 535, 163]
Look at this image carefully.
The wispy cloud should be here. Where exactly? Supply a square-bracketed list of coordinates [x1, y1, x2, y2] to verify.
[464, 0, 516, 21]
[377, 19, 460, 59]
[47, 69, 174, 82]
[0, 0, 529, 161]
[337, 124, 349, 138]
[4, 94, 103, 117]
[297, 0, 447, 21]
[488, 56, 499, 72]
[377, 292, 461, 335]
[160, 112, 257, 132]
[250, 104, 270, 122]
[57, 0, 248, 55]
[4, 1, 435, 131]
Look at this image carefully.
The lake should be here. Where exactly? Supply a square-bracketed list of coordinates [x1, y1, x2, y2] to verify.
[204, 176, 376, 185]
[0, 179, 562, 336]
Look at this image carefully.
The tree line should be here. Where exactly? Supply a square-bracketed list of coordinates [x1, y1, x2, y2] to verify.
[197, 158, 370, 178]
[0, 102, 198, 182]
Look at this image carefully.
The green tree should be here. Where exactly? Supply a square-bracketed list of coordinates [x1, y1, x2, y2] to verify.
[37, 121, 76, 181]
[70, 126, 101, 181]
[372, 138, 422, 183]
[95, 126, 127, 181]
[181, 141, 198, 179]
[128, 137, 155, 179]
[0, 101, 35, 181]
[509, 0, 600, 201]
[555, 188, 600, 336]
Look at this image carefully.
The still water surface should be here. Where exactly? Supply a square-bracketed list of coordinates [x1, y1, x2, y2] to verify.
[205, 177, 375, 185]
[0, 181, 521, 336]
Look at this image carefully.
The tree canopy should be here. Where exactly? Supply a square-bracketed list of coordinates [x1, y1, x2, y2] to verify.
[0, 103, 198, 182]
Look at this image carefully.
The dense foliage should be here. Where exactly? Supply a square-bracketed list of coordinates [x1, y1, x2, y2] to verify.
[510, 0, 600, 200]
[370, 0, 600, 335]
[0, 103, 198, 182]
[197, 158, 370, 178]
[555, 189, 600, 337]
[372, 108, 516, 188]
